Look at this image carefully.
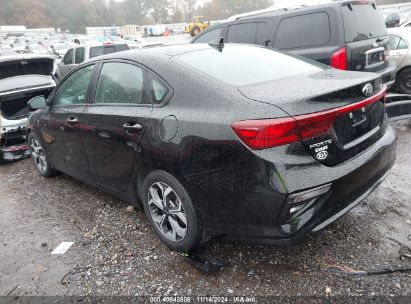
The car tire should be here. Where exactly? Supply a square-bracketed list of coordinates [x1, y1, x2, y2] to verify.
[191, 27, 200, 36]
[28, 132, 56, 178]
[396, 67, 411, 94]
[142, 170, 203, 252]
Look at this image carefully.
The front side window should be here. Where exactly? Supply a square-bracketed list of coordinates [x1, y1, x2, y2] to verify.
[54, 65, 95, 105]
[75, 47, 85, 64]
[90, 46, 114, 58]
[193, 27, 222, 43]
[63, 49, 74, 65]
[94, 62, 146, 104]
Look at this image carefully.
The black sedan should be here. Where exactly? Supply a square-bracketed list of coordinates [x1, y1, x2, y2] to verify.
[27, 44, 396, 252]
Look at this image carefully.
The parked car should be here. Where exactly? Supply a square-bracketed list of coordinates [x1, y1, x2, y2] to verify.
[0, 54, 56, 161]
[27, 44, 396, 251]
[56, 43, 130, 79]
[192, 0, 396, 89]
[387, 28, 411, 93]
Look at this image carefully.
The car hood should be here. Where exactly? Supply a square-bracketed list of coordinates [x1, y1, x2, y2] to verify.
[0, 75, 55, 96]
[0, 55, 55, 81]
[238, 69, 380, 116]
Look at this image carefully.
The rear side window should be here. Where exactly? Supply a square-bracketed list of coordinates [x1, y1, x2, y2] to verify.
[94, 62, 146, 104]
[193, 27, 222, 43]
[90, 45, 116, 58]
[342, 4, 386, 42]
[75, 47, 85, 64]
[149, 75, 168, 104]
[227, 23, 259, 44]
[63, 49, 73, 65]
[274, 12, 331, 49]
[115, 44, 130, 52]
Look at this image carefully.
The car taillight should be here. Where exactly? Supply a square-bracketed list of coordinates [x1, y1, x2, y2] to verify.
[231, 87, 386, 150]
[330, 48, 347, 70]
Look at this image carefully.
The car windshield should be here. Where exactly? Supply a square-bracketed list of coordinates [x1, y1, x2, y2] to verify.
[177, 45, 325, 86]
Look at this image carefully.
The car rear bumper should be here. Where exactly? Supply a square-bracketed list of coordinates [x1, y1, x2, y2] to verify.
[217, 123, 397, 245]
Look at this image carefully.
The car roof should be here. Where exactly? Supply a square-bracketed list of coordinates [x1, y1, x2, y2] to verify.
[228, 0, 376, 21]
[88, 43, 211, 63]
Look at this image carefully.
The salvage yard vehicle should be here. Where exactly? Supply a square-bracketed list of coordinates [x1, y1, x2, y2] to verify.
[184, 16, 210, 36]
[192, 0, 396, 89]
[56, 43, 130, 79]
[388, 28, 411, 93]
[27, 44, 396, 252]
[0, 54, 56, 161]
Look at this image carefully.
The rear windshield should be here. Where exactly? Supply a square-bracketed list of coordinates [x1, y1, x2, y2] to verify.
[89, 44, 130, 59]
[177, 45, 324, 86]
[341, 4, 386, 42]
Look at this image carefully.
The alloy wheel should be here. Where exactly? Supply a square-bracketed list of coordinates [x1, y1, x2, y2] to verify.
[147, 182, 187, 242]
[30, 138, 48, 173]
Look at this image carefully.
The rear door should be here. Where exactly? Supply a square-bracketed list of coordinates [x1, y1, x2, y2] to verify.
[79, 60, 152, 193]
[341, 2, 390, 72]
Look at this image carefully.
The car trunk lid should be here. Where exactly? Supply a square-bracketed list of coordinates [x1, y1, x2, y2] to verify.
[238, 69, 387, 166]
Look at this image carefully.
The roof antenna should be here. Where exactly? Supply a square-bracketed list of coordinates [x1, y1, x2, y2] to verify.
[208, 37, 225, 52]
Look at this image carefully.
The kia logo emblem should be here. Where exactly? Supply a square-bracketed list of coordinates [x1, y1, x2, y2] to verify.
[373, 41, 379, 48]
[362, 83, 373, 97]
[316, 151, 328, 160]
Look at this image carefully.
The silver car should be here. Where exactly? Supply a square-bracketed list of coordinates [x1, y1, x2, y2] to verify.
[56, 43, 129, 80]
[388, 27, 411, 93]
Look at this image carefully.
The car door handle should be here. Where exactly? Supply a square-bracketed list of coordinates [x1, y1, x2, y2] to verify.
[67, 117, 79, 125]
[123, 122, 143, 132]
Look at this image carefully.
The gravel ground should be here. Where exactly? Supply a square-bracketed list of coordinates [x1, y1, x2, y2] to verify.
[0, 120, 410, 300]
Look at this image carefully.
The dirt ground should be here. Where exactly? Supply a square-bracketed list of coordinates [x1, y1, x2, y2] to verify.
[0, 120, 410, 301]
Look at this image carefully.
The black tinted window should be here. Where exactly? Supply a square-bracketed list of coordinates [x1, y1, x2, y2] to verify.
[227, 23, 259, 44]
[54, 65, 94, 105]
[193, 28, 222, 43]
[342, 4, 386, 42]
[63, 49, 73, 65]
[275, 12, 330, 49]
[75, 47, 85, 64]
[178, 45, 324, 86]
[95, 62, 146, 104]
[90, 45, 115, 58]
[115, 44, 130, 52]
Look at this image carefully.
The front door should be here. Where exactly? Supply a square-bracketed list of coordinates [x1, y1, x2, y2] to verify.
[42, 64, 96, 178]
[80, 61, 153, 193]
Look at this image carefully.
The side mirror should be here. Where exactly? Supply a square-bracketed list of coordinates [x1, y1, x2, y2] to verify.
[27, 96, 47, 111]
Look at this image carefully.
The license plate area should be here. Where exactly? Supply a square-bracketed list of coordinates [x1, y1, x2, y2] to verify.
[365, 47, 385, 69]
